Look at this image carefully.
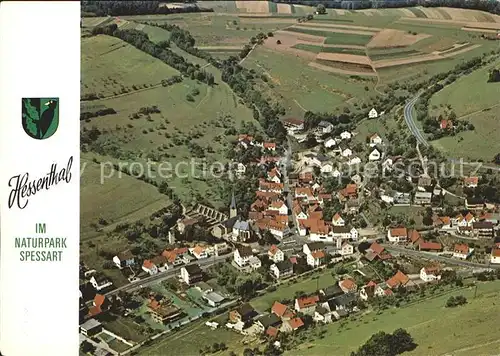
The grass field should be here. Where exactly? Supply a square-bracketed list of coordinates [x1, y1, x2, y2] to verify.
[250, 269, 342, 312]
[368, 48, 422, 60]
[288, 280, 500, 356]
[432, 110, 500, 161]
[428, 57, 500, 160]
[139, 318, 248, 356]
[429, 57, 500, 116]
[80, 157, 170, 240]
[81, 35, 179, 97]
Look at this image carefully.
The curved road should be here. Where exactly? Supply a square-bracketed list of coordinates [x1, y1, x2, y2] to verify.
[404, 94, 500, 171]
[403, 93, 428, 147]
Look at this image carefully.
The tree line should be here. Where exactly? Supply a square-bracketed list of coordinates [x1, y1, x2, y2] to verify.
[91, 24, 215, 85]
[81, 1, 214, 17]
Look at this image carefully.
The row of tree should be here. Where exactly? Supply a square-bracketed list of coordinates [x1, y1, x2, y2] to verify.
[81, 1, 213, 17]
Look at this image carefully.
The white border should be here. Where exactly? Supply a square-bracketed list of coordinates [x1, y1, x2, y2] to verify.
[0, 2, 80, 355]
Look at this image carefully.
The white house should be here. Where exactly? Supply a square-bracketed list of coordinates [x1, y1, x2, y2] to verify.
[270, 260, 293, 279]
[190, 246, 209, 260]
[339, 242, 354, 256]
[369, 148, 381, 161]
[347, 156, 361, 166]
[331, 169, 341, 178]
[180, 264, 203, 285]
[142, 260, 159, 276]
[269, 245, 285, 263]
[490, 248, 500, 264]
[90, 274, 113, 291]
[452, 244, 473, 260]
[340, 131, 352, 140]
[324, 138, 337, 148]
[235, 162, 246, 177]
[387, 227, 408, 243]
[303, 242, 326, 267]
[368, 108, 378, 119]
[332, 213, 345, 226]
[232, 220, 251, 242]
[369, 133, 382, 147]
[318, 121, 334, 134]
[320, 163, 334, 174]
[269, 200, 288, 215]
[350, 227, 359, 241]
[234, 246, 253, 267]
[341, 147, 353, 158]
[419, 266, 441, 282]
[380, 194, 394, 204]
[249, 256, 262, 270]
[113, 250, 135, 269]
[382, 158, 393, 172]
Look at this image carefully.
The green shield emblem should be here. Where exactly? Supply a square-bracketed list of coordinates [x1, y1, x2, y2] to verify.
[22, 98, 59, 140]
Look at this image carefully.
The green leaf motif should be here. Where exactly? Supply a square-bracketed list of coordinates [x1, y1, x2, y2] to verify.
[23, 99, 39, 136]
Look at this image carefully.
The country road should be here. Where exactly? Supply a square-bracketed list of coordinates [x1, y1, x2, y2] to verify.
[403, 93, 428, 147]
[382, 244, 500, 270]
[404, 93, 500, 171]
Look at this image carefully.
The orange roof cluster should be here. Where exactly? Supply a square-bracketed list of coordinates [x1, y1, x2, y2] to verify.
[271, 301, 295, 318]
[464, 177, 479, 186]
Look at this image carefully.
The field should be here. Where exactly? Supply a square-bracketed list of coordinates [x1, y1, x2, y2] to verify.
[288, 280, 500, 355]
[250, 269, 342, 312]
[81, 35, 179, 98]
[428, 57, 500, 160]
[139, 318, 249, 356]
[80, 157, 170, 240]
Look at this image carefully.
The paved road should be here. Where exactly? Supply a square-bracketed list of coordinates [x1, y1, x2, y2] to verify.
[105, 254, 230, 296]
[403, 93, 428, 147]
[382, 244, 500, 270]
[405, 93, 500, 171]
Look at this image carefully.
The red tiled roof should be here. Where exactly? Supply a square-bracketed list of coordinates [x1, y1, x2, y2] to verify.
[296, 295, 319, 309]
[454, 244, 470, 254]
[283, 118, 304, 126]
[94, 294, 105, 307]
[289, 256, 298, 264]
[390, 227, 407, 237]
[288, 317, 304, 330]
[143, 259, 154, 269]
[440, 216, 451, 225]
[386, 270, 409, 289]
[339, 279, 357, 291]
[272, 301, 294, 318]
[264, 142, 276, 149]
[311, 250, 326, 259]
[419, 241, 442, 251]
[464, 177, 479, 186]
[269, 245, 281, 256]
[408, 229, 421, 243]
[266, 326, 279, 338]
[369, 242, 384, 255]
[491, 248, 500, 257]
[366, 280, 377, 287]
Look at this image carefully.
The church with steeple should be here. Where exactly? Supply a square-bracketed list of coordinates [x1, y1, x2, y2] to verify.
[230, 190, 237, 218]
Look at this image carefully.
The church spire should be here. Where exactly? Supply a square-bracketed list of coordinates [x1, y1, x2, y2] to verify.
[230, 190, 237, 218]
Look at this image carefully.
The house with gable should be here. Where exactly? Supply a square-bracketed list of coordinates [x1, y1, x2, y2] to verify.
[303, 242, 327, 267]
[270, 260, 294, 280]
[332, 213, 345, 226]
[317, 120, 334, 134]
[386, 270, 410, 290]
[268, 245, 285, 263]
[294, 295, 319, 315]
[368, 108, 378, 119]
[369, 148, 381, 161]
[340, 131, 352, 140]
[369, 133, 382, 147]
[271, 301, 295, 321]
[387, 227, 408, 243]
[112, 250, 135, 269]
[453, 244, 473, 260]
[420, 265, 442, 282]
[234, 245, 254, 267]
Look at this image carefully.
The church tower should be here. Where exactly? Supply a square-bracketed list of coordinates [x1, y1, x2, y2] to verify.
[230, 190, 237, 218]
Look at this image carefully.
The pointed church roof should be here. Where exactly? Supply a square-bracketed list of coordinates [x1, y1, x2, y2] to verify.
[230, 190, 237, 210]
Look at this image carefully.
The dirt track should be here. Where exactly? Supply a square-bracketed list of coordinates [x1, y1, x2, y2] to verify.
[300, 22, 382, 32]
[292, 24, 376, 36]
[316, 52, 371, 65]
[309, 61, 377, 76]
